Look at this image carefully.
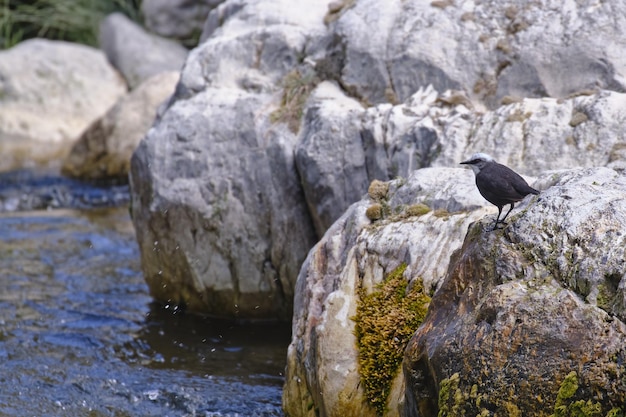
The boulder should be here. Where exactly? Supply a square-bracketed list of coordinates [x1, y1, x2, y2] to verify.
[129, 0, 332, 319]
[62, 71, 179, 181]
[142, 0, 224, 46]
[404, 167, 626, 416]
[0, 39, 126, 171]
[284, 165, 626, 416]
[328, 0, 626, 108]
[100, 13, 188, 89]
[283, 167, 499, 417]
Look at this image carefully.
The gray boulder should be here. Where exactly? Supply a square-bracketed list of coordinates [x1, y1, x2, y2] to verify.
[329, 0, 626, 108]
[404, 167, 626, 416]
[129, 0, 331, 319]
[62, 71, 179, 181]
[100, 12, 188, 88]
[142, 0, 224, 46]
[129, 0, 626, 325]
[0, 39, 126, 171]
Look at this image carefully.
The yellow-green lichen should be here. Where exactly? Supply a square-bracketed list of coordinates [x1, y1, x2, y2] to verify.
[549, 371, 622, 417]
[434, 369, 624, 417]
[353, 264, 431, 416]
[555, 371, 579, 408]
[438, 373, 464, 417]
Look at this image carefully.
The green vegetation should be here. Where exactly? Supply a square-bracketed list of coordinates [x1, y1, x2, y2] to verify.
[550, 371, 623, 417]
[405, 203, 431, 217]
[270, 69, 319, 133]
[0, 0, 142, 49]
[353, 263, 431, 415]
[436, 370, 624, 417]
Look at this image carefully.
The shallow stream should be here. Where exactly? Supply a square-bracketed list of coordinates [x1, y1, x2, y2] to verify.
[0, 207, 289, 416]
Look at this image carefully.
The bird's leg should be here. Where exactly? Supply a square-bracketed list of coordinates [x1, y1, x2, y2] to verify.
[490, 206, 503, 231]
[499, 203, 515, 224]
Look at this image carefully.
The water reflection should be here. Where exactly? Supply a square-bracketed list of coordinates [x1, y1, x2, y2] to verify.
[0, 208, 289, 416]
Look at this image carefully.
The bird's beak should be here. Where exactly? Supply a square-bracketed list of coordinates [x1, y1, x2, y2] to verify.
[460, 159, 471, 165]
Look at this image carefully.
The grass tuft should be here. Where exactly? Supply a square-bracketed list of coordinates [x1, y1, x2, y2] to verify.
[0, 0, 142, 49]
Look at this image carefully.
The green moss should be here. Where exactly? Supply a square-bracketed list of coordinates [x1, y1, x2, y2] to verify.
[555, 371, 579, 407]
[270, 69, 320, 133]
[406, 203, 431, 217]
[366, 204, 384, 221]
[432, 208, 451, 218]
[368, 180, 389, 201]
[353, 264, 431, 416]
[606, 408, 625, 417]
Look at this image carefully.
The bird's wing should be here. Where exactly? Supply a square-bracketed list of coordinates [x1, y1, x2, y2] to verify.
[476, 171, 523, 205]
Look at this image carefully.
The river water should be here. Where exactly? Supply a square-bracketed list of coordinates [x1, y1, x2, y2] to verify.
[0, 207, 289, 416]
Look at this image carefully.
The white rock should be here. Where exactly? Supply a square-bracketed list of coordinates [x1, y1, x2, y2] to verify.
[0, 39, 126, 170]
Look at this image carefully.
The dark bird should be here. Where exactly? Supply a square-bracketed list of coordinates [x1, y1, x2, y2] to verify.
[461, 153, 539, 230]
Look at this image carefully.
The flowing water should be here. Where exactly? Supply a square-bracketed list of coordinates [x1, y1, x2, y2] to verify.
[0, 207, 289, 416]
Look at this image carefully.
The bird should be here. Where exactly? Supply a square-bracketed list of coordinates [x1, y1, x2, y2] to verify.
[461, 153, 539, 230]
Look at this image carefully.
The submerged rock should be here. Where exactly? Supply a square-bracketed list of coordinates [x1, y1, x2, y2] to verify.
[404, 167, 626, 416]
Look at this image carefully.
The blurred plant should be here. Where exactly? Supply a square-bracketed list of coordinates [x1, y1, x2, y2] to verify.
[0, 0, 142, 49]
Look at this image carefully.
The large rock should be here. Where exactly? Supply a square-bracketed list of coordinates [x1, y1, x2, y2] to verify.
[284, 166, 626, 416]
[404, 167, 626, 416]
[142, 0, 224, 46]
[0, 39, 126, 171]
[129, 0, 333, 319]
[283, 167, 499, 417]
[62, 71, 179, 181]
[328, 0, 626, 108]
[100, 13, 188, 89]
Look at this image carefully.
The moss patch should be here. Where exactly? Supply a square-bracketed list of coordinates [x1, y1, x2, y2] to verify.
[368, 179, 389, 201]
[353, 264, 431, 415]
[406, 203, 431, 217]
[366, 204, 384, 221]
[435, 370, 624, 417]
[438, 373, 463, 417]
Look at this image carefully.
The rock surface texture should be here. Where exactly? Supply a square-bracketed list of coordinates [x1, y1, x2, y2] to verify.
[142, 0, 224, 46]
[327, 0, 626, 108]
[62, 71, 179, 181]
[0, 39, 126, 171]
[404, 167, 626, 417]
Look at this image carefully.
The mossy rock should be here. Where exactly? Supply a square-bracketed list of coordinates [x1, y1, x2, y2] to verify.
[353, 264, 431, 415]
